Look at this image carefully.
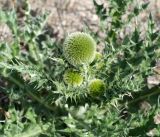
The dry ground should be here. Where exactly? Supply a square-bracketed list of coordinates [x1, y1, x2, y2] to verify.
[0, 0, 160, 41]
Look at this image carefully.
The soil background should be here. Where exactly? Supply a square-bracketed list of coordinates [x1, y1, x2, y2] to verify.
[0, 0, 160, 40]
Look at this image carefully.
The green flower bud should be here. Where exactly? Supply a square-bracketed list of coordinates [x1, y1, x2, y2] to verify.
[63, 69, 83, 86]
[63, 32, 96, 66]
[95, 52, 103, 61]
[88, 79, 105, 97]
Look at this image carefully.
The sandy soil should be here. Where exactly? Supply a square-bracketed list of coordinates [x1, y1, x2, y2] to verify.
[0, 0, 160, 41]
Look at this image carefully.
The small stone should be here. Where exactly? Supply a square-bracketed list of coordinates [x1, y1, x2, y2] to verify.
[147, 75, 160, 89]
[140, 101, 151, 113]
[153, 60, 160, 75]
[154, 114, 160, 125]
[0, 23, 13, 43]
[147, 128, 158, 137]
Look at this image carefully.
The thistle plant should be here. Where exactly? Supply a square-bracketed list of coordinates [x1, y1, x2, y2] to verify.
[0, 0, 160, 137]
[88, 79, 106, 97]
[63, 69, 83, 86]
[63, 32, 96, 66]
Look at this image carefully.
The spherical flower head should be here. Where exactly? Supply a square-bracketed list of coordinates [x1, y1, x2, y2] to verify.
[63, 69, 83, 86]
[88, 79, 105, 97]
[63, 32, 96, 66]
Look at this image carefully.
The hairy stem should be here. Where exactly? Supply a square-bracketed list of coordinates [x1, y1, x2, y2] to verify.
[127, 87, 160, 105]
[83, 65, 89, 85]
[8, 75, 56, 111]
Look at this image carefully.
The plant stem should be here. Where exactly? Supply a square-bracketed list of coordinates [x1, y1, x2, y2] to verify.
[83, 65, 88, 85]
[127, 88, 160, 105]
[8, 75, 56, 111]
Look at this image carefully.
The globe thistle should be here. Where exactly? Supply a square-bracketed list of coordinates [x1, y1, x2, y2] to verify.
[88, 79, 105, 97]
[63, 69, 83, 86]
[63, 32, 96, 66]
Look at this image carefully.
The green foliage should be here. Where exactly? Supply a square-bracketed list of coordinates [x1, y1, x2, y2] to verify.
[94, 52, 103, 62]
[0, 0, 159, 136]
